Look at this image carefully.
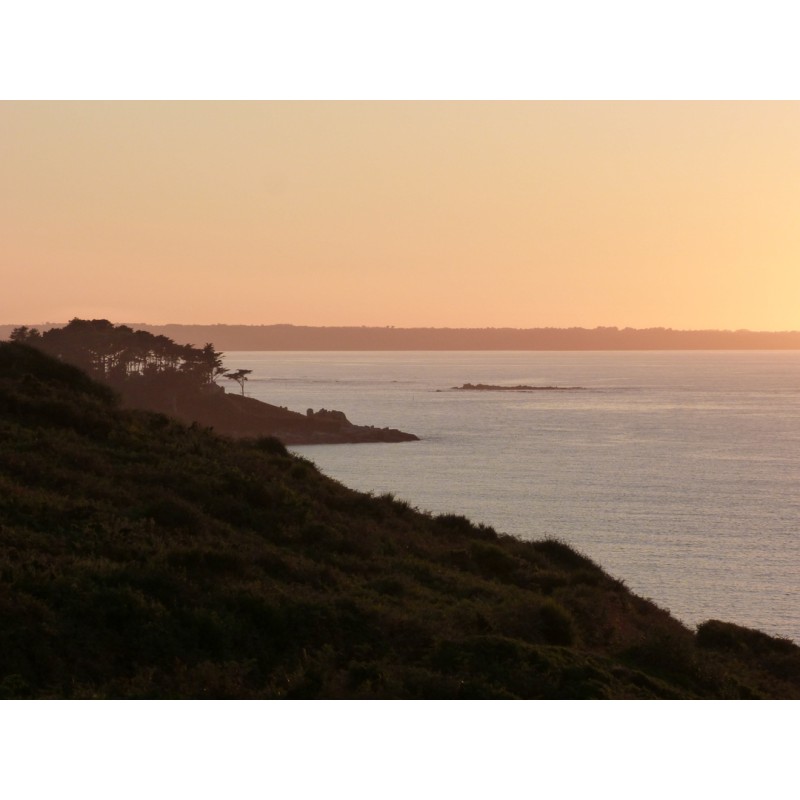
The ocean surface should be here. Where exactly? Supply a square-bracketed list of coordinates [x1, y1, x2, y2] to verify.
[223, 351, 800, 643]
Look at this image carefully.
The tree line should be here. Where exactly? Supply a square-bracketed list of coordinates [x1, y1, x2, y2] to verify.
[10, 319, 251, 395]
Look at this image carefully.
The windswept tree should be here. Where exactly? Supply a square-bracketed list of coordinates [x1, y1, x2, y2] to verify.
[226, 368, 252, 396]
[183, 343, 228, 385]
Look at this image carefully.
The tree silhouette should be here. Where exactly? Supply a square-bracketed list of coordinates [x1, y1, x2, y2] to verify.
[11, 319, 229, 393]
[226, 369, 252, 396]
[9, 326, 41, 342]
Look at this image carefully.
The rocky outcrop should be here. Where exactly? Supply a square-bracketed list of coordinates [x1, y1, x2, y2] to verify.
[444, 383, 585, 392]
[135, 389, 418, 445]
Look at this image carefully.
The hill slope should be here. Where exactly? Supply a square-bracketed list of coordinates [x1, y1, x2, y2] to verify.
[1, 341, 798, 698]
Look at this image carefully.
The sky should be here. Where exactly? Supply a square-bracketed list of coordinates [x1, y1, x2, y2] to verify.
[3, 100, 800, 330]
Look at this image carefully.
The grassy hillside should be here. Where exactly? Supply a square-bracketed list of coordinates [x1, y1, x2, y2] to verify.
[1, 341, 799, 699]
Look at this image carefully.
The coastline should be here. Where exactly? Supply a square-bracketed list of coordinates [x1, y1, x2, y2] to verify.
[127, 386, 419, 445]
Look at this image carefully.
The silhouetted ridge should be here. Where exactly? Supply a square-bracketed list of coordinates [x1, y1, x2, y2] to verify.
[0, 340, 116, 404]
[8, 320, 417, 444]
[7, 323, 800, 350]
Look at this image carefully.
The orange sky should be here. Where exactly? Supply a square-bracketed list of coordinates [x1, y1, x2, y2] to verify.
[2, 101, 800, 329]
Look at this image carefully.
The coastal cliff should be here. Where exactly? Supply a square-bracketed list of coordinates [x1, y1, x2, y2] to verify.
[2, 340, 799, 699]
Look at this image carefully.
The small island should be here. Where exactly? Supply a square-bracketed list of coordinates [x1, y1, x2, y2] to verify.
[443, 382, 586, 392]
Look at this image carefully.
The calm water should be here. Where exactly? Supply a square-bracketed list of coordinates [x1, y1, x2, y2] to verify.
[223, 351, 800, 643]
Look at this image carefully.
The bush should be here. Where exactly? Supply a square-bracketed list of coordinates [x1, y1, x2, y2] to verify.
[254, 437, 288, 457]
[469, 541, 518, 579]
[538, 599, 576, 646]
[535, 538, 597, 570]
[697, 620, 797, 656]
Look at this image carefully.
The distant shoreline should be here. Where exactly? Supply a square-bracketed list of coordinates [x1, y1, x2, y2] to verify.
[5, 323, 800, 351]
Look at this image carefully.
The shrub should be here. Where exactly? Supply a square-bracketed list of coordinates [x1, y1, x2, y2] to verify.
[254, 437, 288, 457]
[435, 513, 476, 535]
[469, 541, 518, 579]
[697, 620, 797, 656]
[535, 538, 597, 570]
[538, 599, 576, 646]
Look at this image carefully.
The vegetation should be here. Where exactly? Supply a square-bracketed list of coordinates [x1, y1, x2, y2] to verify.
[11, 318, 225, 403]
[9, 320, 417, 444]
[226, 368, 253, 396]
[1, 340, 799, 698]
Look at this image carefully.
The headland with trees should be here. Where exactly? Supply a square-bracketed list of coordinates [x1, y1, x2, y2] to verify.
[8, 320, 417, 444]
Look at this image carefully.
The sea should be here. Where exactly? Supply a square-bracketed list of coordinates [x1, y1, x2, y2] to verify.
[223, 350, 800, 644]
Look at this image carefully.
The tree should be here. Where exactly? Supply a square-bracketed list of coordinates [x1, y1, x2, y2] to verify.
[10, 326, 41, 342]
[17, 319, 230, 396]
[226, 369, 252, 396]
[199, 343, 228, 385]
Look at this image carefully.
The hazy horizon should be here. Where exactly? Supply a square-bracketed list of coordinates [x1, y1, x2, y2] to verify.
[5, 320, 800, 333]
[4, 101, 800, 331]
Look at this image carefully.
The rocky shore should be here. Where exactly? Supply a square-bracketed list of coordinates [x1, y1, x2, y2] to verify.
[141, 386, 419, 445]
[444, 382, 585, 392]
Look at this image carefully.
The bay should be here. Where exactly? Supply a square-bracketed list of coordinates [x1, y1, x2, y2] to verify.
[222, 350, 800, 643]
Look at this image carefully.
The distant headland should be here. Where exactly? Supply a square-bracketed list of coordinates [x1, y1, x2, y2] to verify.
[6, 323, 800, 351]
